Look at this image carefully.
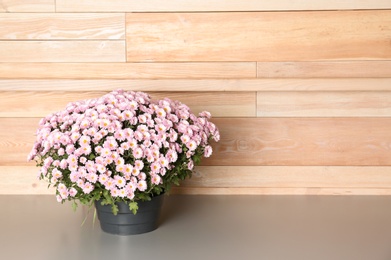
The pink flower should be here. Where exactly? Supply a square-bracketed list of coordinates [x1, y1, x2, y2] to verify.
[71, 132, 80, 142]
[150, 162, 161, 173]
[158, 156, 169, 168]
[69, 187, 78, 197]
[138, 172, 146, 181]
[133, 147, 143, 159]
[115, 157, 125, 166]
[166, 149, 178, 162]
[116, 164, 125, 173]
[134, 160, 144, 170]
[115, 176, 126, 188]
[199, 111, 211, 119]
[98, 174, 108, 184]
[86, 173, 98, 183]
[82, 182, 94, 194]
[137, 180, 147, 192]
[81, 145, 92, 155]
[132, 167, 140, 177]
[118, 188, 127, 198]
[156, 108, 166, 118]
[124, 164, 133, 175]
[56, 195, 63, 202]
[180, 135, 190, 144]
[79, 135, 91, 147]
[187, 160, 194, 170]
[151, 174, 161, 185]
[95, 164, 106, 174]
[204, 145, 213, 157]
[126, 182, 136, 192]
[58, 148, 65, 156]
[114, 130, 126, 141]
[59, 159, 68, 169]
[105, 178, 115, 189]
[100, 148, 111, 157]
[67, 155, 78, 165]
[70, 171, 79, 182]
[186, 140, 197, 151]
[110, 188, 119, 197]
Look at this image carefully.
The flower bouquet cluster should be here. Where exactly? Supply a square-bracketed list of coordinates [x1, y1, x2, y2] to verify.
[28, 90, 219, 214]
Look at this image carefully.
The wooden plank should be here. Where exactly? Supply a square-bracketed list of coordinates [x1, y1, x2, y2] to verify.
[0, 118, 39, 166]
[0, 78, 391, 92]
[257, 61, 391, 78]
[0, 13, 125, 40]
[0, 41, 125, 62]
[0, 0, 54, 12]
[3, 166, 391, 195]
[0, 91, 255, 117]
[202, 118, 391, 166]
[126, 11, 391, 62]
[0, 167, 54, 195]
[257, 92, 391, 117]
[172, 187, 391, 195]
[183, 166, 391, 188]
[3, 118, 391, 166]
[0, 63, 256, 79]
[0, 61, 391, 79]
[56, 0, 391, 12]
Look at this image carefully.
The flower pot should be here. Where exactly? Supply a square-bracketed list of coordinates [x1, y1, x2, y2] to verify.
[94, 194, 164, 235]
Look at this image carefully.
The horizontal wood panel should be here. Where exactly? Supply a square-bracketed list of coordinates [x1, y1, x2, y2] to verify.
[183, 166, 391, 188]
[0, 0, 54, 12]
[56, 0, 391, 12]
[2, 62, 388, 81]
[0, 167, 54, 195]
[3, 166, 391, 195]
[0, 63, 256, 79]
[203, 118, 391, 166]
[257, 92, 391, 117]
[1, 79, 391, 91]
[257, 61, 391, 78]
[3, 118, 391, 166]
[0, 13, 125, 40]
[172, 187, 391, 195]
[0, 91, 255, 117]
[0, 41, 125, 62]
[126, 11, 391, 62]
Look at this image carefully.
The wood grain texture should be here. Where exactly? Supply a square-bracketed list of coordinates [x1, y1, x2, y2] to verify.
[56, 0, 391, 12]
[0, 41, 125, 62]
[257, 61, 391, 78]
[126, 11, 391, 62]
[3, 166, 391, 195]
[202, 118, 391, 166]
[1, 79, 391, 91]
[0, 0, 54, 12]
[0, 118, 39, 166]
[0, 167, 54, 195]
[183, 166, 391, 188]
[172, 187, 391, 195]
[0, 91, 255, 117]
[0, 63, 256, 79]
[0, 13, 125, 40]
[257, 92, 391, 117]
[3, 117, 391, 167]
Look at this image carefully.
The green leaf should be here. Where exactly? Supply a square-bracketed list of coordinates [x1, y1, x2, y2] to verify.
[71, 201, 78, 212]
[111, 204, 119, 215]
[129, 202, 139, 215]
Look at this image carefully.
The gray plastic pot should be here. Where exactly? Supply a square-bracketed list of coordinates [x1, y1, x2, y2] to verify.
[94, 194, 164, 235]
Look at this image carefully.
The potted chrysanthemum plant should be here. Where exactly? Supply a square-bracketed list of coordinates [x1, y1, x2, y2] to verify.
[28, 89, 220, 235]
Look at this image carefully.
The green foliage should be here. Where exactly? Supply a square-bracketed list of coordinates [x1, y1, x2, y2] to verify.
[129, 202, 139, 215]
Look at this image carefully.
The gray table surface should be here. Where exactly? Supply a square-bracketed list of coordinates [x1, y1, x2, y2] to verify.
[2, 195, 391, 260]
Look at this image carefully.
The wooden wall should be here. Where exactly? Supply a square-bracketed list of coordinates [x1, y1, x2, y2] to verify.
[1, 1, 391, 195]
